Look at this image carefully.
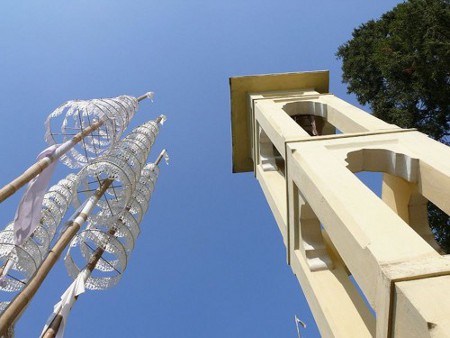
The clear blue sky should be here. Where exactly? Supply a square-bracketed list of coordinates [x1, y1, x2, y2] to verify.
[0, 1, 403, 337]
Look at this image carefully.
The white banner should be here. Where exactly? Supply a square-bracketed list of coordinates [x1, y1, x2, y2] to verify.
[40, 272, 86, 338]
[13, 144, 58, 245]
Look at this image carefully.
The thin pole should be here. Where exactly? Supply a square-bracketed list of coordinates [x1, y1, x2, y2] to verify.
[42, 226, 119, 338]
[42, 150, 165, 337]
[0, 120, 102, 203]
[0, 92, 151, 204]
[137, 92, 154, 102]
[0, 179, 112, 335]
[154, 149, 167, 166]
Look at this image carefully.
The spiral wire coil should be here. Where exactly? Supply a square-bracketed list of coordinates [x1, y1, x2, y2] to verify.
[0, 174, 79, 294]
[44, 95, 139, 169]
[65, 162, 161, 290]
[75, 117, 164, 222]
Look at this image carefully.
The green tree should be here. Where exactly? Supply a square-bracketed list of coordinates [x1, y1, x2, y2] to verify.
[337, 0, 450, 252]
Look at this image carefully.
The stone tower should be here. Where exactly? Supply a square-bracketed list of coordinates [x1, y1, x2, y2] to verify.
[230, 71, 450, 337]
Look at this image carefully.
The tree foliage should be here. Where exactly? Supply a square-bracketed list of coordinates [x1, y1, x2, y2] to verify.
[337, 0, 450, 252]
[337, 0, 449, 142]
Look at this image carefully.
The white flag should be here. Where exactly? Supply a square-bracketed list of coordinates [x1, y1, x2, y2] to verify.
[158, 114, 167, 125]
[145, 91, 155, 101]
[295, 315, 306, 338]
[163, 151, 170, 165]
[40, 272, 86, 338]
[13, 145, 58, 245]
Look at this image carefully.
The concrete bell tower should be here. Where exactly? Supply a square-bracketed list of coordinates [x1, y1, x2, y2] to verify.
[230, 71, 450, 337]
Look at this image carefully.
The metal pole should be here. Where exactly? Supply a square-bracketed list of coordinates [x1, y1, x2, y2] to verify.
[0, 179, 112, 335]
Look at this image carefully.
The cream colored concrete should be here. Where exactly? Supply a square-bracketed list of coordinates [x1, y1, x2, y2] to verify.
[290, 247, 375, 337]
[289, 182, 333, 271]
[252, 92, 400, 137]
[255, 165, 288, 245]
[286, 137, 449, 338]
[382, 174, 442, 251]
[319, 95, 398, 133]
[230, 71, 329, 173]
[254, 99, 310, 156]
[230, 71, 450, 338]
[286, 140, 439, 305]
[393, 276, 450, 337]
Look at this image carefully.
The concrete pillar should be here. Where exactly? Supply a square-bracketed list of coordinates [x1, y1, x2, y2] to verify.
[230, 71, 450, 337]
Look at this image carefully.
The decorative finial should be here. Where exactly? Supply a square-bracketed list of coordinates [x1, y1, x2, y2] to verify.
[145, 91, 155, 101]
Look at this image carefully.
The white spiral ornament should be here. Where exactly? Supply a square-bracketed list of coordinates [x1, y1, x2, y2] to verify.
[44, 95, 140, 169]
[64, 155, 164, 291]
[38, 174, 79, 254]
[128, 163, 159, 224]
[0, 225, 41, 292]
[0, 174, 79, 293]
[64, 227, 128, 290]
[75, 116, 165, 222]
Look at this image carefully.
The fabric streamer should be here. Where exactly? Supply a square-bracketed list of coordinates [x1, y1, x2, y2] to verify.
[295, 315, 306, 338]
[40, 272, 86, 338]
[159, 115, 167, 125]
[145, 91, 154, 101]
[13, 145, 59, 245]
[164, 151, 170, 165]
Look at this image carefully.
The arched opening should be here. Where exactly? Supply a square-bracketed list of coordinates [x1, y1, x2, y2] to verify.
[282, 101, 336, 136]
[345, 148, 449, 253]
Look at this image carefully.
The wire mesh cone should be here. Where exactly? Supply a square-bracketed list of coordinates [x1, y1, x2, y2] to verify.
[110, 164, 159, 246]
[74, 118, 163, 221]
[64, 229, 127, 290]
[88, 162, 159, 239]
[44, 95, 139, 169]
[76, 159, 135, 221]
[0, 174, 79, 293]
[41, 174, 79, 242]
[64, 159, 162, 291]
[0, 232, 40, 292]
[0, 301, 9, 314]
[89, 211, 140, 251]
[128, 164, 159, 223]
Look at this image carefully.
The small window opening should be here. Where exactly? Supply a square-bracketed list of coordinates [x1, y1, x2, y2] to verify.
[259, 127, 285, 176]
[273, 146, 285, 176]
[428, 201, 450, 254]
[292, 184, 376, 331]
[291, 114, 320, 136]
[282, 101, 336, 136]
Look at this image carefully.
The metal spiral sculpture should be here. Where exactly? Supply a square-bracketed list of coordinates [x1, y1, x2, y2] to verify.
[64, 161, 161, 290]
[44, 95, 143, 169]
[38, 152, 167, 338]
[0, 91, 165, 337]
[75, 116, 165, 222]
[0, 174, 79, 294]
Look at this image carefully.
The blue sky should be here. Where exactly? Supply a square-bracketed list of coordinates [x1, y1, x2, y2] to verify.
[0, 1, 403, 337]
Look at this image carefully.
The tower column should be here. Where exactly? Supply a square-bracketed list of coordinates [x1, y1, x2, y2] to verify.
[230, 71, 450, 337]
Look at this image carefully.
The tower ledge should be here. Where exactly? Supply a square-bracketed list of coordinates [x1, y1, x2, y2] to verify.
[229, 70, 329, 173]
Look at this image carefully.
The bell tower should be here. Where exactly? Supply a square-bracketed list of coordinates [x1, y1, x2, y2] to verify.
[230, 71, 450, 337]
